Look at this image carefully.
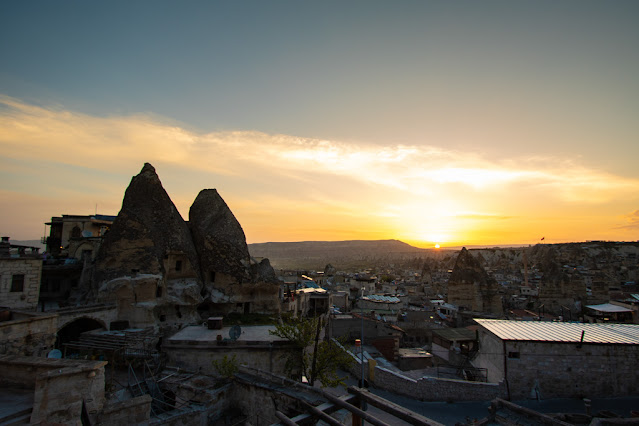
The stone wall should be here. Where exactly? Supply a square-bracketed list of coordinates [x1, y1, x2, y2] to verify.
[0, 257, 42, 310]
[0, 355, 107, 425]
[473, 330, 639, 399]
[472, 327, 506, 384]
[334, 339, 507, 402]
[163, 341, 297, 377]
[329, 315, 401, 343]
[229, 374, 312, 425]
[174, 382, 232, 425]
[98, 395, 152, 426]
[374, 366, 506, 402]
[0, 311, 57, 356]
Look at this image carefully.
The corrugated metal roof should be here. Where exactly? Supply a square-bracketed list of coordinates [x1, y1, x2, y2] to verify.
[475, 319, 639, 345]
[363, 295, 400, 303]
[586, 303, 633, 313]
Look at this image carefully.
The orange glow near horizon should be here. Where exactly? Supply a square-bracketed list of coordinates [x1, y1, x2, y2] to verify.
[1, 96, 638, 246]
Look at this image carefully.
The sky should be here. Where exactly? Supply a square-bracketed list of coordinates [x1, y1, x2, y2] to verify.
[1, 1, 639, 248]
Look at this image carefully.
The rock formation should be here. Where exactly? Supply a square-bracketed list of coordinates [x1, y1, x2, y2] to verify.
[535, 246, 587, 315]
[189, 189, 279, 312]
[95, 163, 201, 284]
[91, 164, 203, 329]
[89, 163, 279, 330]
[189, 189, 252, 283]
[324, 264, 337, 276]
[447, 248, 503, 315]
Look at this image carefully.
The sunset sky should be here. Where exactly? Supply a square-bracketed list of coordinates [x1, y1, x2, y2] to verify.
[1, 1, 638, 248]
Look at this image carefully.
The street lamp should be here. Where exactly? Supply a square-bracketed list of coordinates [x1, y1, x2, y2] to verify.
[360, 286, 365, 387]
[359, 286, 366, 425]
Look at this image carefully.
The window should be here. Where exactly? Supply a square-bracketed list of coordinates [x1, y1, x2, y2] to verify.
[175, 260, 182, 272]
[508, 351, 520, 359]
[11, 274, 24, 292]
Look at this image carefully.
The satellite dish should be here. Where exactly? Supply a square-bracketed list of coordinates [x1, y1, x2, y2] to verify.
[229, 325, 241, 341]
[81, 230, 93, 238]
[47, 349, 62, 359]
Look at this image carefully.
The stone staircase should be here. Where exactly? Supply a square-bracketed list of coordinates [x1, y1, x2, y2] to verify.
[0, 408, 32, 426]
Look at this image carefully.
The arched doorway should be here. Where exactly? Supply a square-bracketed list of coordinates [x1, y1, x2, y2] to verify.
[57, 317, 106, 348]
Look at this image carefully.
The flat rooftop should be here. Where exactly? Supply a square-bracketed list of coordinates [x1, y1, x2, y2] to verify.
[168, 325, 289, 343]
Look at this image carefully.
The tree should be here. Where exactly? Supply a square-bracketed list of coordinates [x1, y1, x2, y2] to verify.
[269, 316, 353, 387]
[212, 354, 239, 379]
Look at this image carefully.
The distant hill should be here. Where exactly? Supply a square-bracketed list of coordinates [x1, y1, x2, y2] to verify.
[248, 239, 438, 270]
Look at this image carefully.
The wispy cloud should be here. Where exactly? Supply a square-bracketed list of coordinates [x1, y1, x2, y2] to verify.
[455, 213, 515, 221]
[1, 94, 637, 207]
[616, 210, 639, 231]
[2, 95, 639, 242]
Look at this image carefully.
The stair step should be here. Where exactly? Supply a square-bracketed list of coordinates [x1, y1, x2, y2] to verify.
[0, 409, 32, 426]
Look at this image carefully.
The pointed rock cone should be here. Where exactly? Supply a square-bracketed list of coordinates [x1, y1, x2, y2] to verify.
[94, 163, 202, 285]
[189, 189, 252, 283]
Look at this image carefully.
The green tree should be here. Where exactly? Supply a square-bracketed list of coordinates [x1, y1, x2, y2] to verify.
[269, 316, 352, 387]
[212, 354, 239, 379]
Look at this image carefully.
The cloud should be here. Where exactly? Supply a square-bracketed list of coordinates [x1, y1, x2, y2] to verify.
[1, 93, 639, 235]
[616, 210, 639, 231]
[455, 213, 515, 221]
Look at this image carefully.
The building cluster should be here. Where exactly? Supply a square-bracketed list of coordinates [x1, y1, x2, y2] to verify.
[1, 163, 638, 424]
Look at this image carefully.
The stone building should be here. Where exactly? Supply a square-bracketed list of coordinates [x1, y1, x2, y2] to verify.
[431, 327, 478, 363]
[44, 214, 115, 260]
[0, 355, 151, 425]
[0, 237, 42, 311]
[163, 324, 297, 377]
[39, 215, 115, 310]
[472, 319, 639, 399]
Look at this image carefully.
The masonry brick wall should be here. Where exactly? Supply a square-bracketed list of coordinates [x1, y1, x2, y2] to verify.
[473, 329, 639, 399]
[163, 342, 297, 377]
[504, 340, 639, 399]
[98, 395, 152, 426]
[230, 378, 309, 425]
[0, 356, 107, 425]
[0, 258, 42, 311]
[0, 312, 57, 356]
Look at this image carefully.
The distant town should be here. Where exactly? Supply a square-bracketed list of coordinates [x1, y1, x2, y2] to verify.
[2, 163, 638, 425]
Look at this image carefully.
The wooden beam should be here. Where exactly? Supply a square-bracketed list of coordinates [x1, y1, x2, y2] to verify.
[300, 400, 344, 426]
[275, 410, 298, 426]
[288, 395, 358, 425]
[347, 387, 445, 426]
[320, 392, 391, 426]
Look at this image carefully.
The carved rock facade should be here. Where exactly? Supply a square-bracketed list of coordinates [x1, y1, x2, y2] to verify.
[90, 164, 279, 331]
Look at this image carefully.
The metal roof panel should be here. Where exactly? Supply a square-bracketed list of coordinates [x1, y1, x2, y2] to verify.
[475, 319, 639, 344]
